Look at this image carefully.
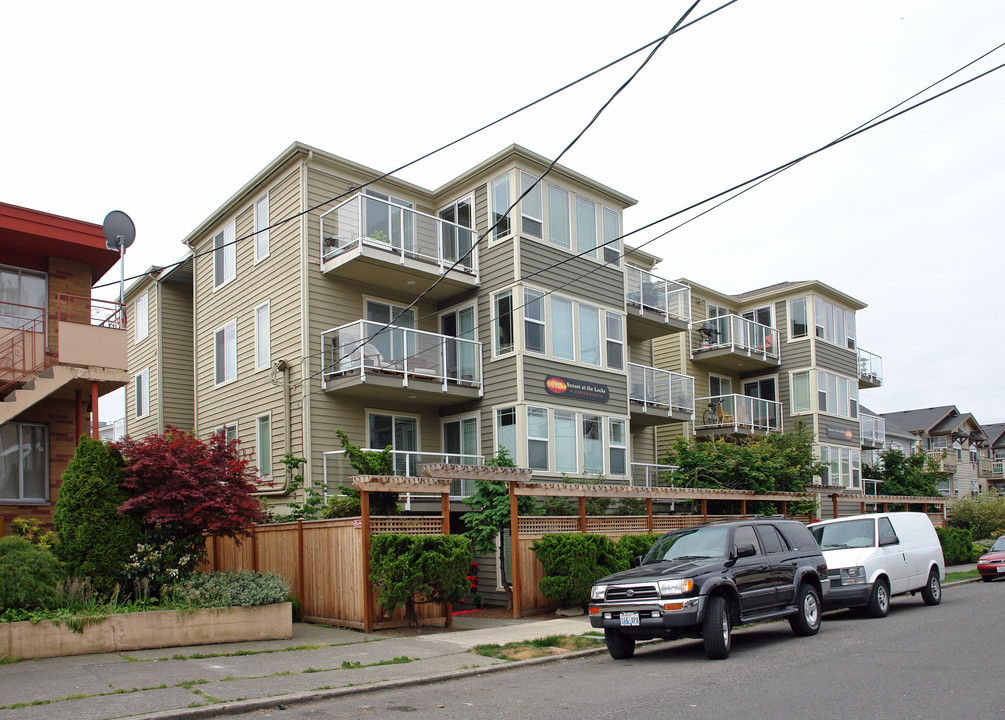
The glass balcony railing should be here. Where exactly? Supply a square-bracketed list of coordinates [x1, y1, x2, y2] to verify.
[628, 363, 694, 414]
[695, 394, 782, 433]
[860, 414, 886, 446]
[320, 321, 482, 393]
[320, 194, 478, 276]
[322, 449, 485, 498]
[629, 463, 680, 488]
[625, 267, 690, 324]
[858, 347, 883, 385]
[695, 314, 779, 361]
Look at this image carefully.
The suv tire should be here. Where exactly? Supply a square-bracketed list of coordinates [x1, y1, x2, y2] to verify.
[921, 570, 942, 606]
[604, 628, 636, 659]
[788, 583, 821, 636]
[866, 577, 890, 618]
[702, 595, 731, 660]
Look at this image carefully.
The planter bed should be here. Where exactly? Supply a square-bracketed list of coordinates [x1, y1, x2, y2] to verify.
[0, 602, 291, 660]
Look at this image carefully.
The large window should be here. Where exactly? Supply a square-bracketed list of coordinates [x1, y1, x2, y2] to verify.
[554, 410, 578, 473]
[605, 311, 624, 370]
[520, 172, 543, 239]
[368, 412, 418, 476]
[134, 291, 149, 342]
[214, 320, 237, 385]
[134, 369, 149, 418]
[364, 189, 414, 251]
[255, 302, 270, 370]
[256, 414, 271, 477]
[819, 445, 861, 489]
[609, 418, 627, 476]
[548, 185, 571, 249]
[443, 416, 478, 462]
[602, 207, 621, 265]
[791, 370, 811, 413]
[0, 422, 47, 501]
[438, 196, 474, 265]
[213, 221, 236, 289]
[524, 288, 545, 353]
[551, 296, 575, 360]
[817, 370, 858, 418]
[254, 194, 270, 262]
[709, 374, 732, 397]
[575, 196, 598, 258]
[496, 407, 517, 459]
[582, 414, 604, 475]
[789, 297, 808, 339]
[0, 265, 46, 329]
[494, 290, 514, 355]
[491, 175, 511, 239]
[527, 406, 549, 471]
[814, 297, 856, 350]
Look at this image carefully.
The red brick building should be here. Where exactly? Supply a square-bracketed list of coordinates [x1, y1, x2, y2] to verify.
[1, 202, 128, 533]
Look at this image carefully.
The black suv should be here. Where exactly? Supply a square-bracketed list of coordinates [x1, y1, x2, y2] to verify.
[589, 518, 830, 660]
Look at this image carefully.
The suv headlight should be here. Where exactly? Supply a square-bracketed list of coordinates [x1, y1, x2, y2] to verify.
[839, 566, 867, 585]
[591, 585, 607, 601]
[657, 579, 694, 596]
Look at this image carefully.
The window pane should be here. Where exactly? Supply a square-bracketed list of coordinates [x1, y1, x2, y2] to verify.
[605, 311, 623, 370]
[814, 297, 824, 338]
[494, 291, 513, 355]
[583, 414, 603, 475]
[215, 328, 226, 384]
[213, 232, 225, 287]
[579, 305, 600, 365]
[497, 407, 517, 460]
[792, 371, 810, 412]
[521, 172, 542, 239]
[602, 207, 620, 265]
[369, 413, 393, 449]
[555, 411, 577, 473]
[609, 419, 627, 476]
[255, 195, 270, 259]
[257, 416, 271, 476]
[491, 175, 510, 239]
[524, 288, 545, 353]
[790, 297, 807, 339]
[527, 406, 548, 471]
[548, 185, 570, 249]
[552, 297, 574, 360]
[21, 424, 46, 500]
[0, 423, 17, 499]
[575, 196, 597, 258]
[135, 292, 149, 341]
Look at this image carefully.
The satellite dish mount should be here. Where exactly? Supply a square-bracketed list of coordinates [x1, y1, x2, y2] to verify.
[102, 211, 136, 308]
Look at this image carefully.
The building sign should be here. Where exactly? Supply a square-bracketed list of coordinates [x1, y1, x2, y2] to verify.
[544, 375, 609, 403]
[825, 425, 855, 441]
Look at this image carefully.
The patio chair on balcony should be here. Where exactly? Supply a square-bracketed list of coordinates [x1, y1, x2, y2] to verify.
[716, 404, 735, 426]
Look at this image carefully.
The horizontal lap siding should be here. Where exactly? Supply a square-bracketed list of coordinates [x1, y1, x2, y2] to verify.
[815, 338, 857, 377]
[522, 357, 628, 411]
[518, 239, 624, 310]
[159, 281, 194, 431]
[632, 426, 657, 465]
[126, 281, 159, 437]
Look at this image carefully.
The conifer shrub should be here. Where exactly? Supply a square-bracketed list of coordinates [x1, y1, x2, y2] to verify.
[616, 533, 663, 568]
[0, 536, 66, 611]
[936, 527, 979, 565]
[532, 533, 622, 607]
[54, 436, 140, 596]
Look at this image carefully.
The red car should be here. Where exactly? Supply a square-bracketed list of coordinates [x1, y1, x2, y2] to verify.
[977, 537, 1005, 582]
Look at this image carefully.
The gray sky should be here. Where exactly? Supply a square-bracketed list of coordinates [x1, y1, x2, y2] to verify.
[3, 0, 1003, 426]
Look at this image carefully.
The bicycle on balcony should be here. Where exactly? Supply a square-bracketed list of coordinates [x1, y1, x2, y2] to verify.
[702, 398, 735, 426]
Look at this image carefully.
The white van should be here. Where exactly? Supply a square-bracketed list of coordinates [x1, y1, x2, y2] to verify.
[808, 513, 945, 617]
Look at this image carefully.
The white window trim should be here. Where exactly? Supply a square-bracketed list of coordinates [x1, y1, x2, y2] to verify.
[608, 417, 628, 478]
[816, 370, 859, 419]
[437, 301, 479, 341]
[520, 171, 544, 239]
[441, 413, 480, 452]
[365, 409, 422, 451]
[788, 297, 810, 342]
[789, 369, 813, 415]
[134, 291, 149, 343]
[493, 405, 519, 464]
[523, 287, 546, 355]
[526, 405, 550, 472]
[213, 319, 238, 387]
[489, 172, 512, 242]
[254, 193, 270, 263]
[254, 301, 271, 371]
[134, 368, 150, 419]
[492, 288, 515, 358]
[215, 422, 238, 442]
[708, 373, 732, 397]
[256, 412, 272, 477]
[0, 422, 49, 502]
[213, 220, 237, 290]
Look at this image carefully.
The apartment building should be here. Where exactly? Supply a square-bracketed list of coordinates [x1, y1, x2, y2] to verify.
[126, 142, 695, 511]
[878, 405, 992, 496]
[1, 202, 128, 532]
[983, 423, 1005, 490]
[651, 279, 884, 494]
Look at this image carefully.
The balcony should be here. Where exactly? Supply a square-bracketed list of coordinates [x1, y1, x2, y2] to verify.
[629, 463, 680, 488]
[692, 315, 780, 372]
[320, 321, 482, 405]
[924, 449, 957, 473]
[322, 449, 484, 499]
[627, 363, 694, 426]
[319, 194, 479, 301]
[624, 267, 690, 339]
[857, 347, 883, 389]
[987, 459, 1005, 482]
[860, 414, 886, 449]
[694, 394, 782, 438]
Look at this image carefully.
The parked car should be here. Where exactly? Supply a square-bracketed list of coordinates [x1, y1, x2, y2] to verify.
[977, 536, 1005, 582]
[808, 512, 944, 618]
[588, 518, 830, 660]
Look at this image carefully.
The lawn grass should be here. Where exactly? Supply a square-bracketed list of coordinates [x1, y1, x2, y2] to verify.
[472, 634, 604, 661]
[945, 569, 979, 582]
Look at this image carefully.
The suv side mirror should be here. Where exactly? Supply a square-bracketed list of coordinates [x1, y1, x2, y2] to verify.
[734, 543, 757, 559]
[630, 554, 644, 568]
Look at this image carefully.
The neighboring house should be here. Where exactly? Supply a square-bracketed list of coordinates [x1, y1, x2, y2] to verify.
[982, 423, 1005, 490]
[122, 257, 194, 438]
[97, 418, 125, 443]
[878, 405, 989, 496]
[1, 202, 129, 533]
[125, 142, 694, 602]
[652, 279, 883, 496]
[859, 405, 917, 494]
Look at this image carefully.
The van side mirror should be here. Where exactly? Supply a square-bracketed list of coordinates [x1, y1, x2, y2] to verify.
[734, 543, 757, 559]
[879, 535, 899, 547]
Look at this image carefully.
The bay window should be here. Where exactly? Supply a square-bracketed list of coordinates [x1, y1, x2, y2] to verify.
[496, 407, 517, 460]
[491, 175, 511, 239]
[554, 410, 578, 473]
[494, 290, 514, 355]
[521, 172, 543, 239]
[575, 195, 597, 258]
[579, 304, 601, 366]
[548, 185, 571, 249]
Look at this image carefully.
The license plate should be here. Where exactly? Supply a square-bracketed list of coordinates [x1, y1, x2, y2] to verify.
[620, 612, 640, 627]
[997, 566, 1005, 573]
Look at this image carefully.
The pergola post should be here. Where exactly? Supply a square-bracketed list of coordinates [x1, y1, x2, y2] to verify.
[740, 499, 747, 517]
[701, 499, 707, 522]
[441, 492, 452, 628]
[578, 497, 587, 533]
[361, 491, 373, 633]
[646, 498, 653, 534]
[510, 481, 521, 619]
[831, 494, 839, 520]
[860, 501, 866, 515]
[781, 501, 788, 517]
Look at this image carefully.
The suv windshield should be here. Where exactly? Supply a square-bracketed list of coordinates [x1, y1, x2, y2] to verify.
[810, 518, 876, 549]
[643, 526, 729, 564]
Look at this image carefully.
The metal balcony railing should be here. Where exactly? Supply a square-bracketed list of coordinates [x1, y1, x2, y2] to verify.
[625, 267, 690, 324]
[695, 393, 782, 433]
[860, 414, 886, 445]
[628, 363, 694, 414]
[696, 314, 779, 361]
[858, 347, 883, 385]
[320, 321, 482, 393]
[0, 302, 46, 395]
[322, 449, 485, 498]
[320, 193, 478, 276]
[56, 293, 126, 329]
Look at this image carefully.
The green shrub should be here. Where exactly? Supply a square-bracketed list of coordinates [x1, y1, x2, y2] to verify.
[163, 570, 290, 607]
[0, 536, 66, 611]
[369, 534, 473, 628]
[320, 494, 362, 518]
[54, 437, 140, 596]
[532, 534, 621, 607]
[947, 496, 1005, 540]
[10, 517, 57, 550]
[616, 533, 663, 568]
[936, 527, 979, 565]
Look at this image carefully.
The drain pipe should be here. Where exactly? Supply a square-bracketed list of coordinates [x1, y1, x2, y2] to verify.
[257, 358, 293, 496]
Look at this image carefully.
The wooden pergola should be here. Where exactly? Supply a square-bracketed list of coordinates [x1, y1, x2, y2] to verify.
[824, 491, 954, 523]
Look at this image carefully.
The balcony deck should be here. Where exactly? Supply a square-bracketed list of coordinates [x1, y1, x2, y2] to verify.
[628, 363, 693, 426]
[860, 414, 886, 449]
[858, 347, 883, 389]
[624, 268, 690, 339]
[691, 315, 780, 372]
[320, 194, 479, 301]
[694, 394, 782, 439]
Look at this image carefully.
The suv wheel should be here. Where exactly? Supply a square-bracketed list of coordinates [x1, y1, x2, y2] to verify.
[866, 578, 890, 618]
[604, 628, 636, 659]
[702, 595, 731, 660]
[921, 570, 942, 606]
[789, 584, 821, 636]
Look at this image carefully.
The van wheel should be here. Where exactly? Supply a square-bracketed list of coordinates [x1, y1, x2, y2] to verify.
[921, 570, 942, 605]
[866, 578, 890, 618]
[789, 584, 821, 636]
[604, 628, 636, 659]
[702, 595, 731, 660]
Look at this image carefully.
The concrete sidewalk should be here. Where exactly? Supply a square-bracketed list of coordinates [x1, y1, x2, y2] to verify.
[0, 612, 598, 720]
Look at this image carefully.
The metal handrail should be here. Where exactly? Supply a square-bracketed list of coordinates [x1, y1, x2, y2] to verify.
[627, 362, 694, 413]
[0, 304, 47, 395]
[695, 393, 783, 433]
[624, 266, 691, 324]
[857, 347, 883, 384]
[696, 314, 780, 362]
[860, 414, 886, 445]
[56, 293, 126, 329]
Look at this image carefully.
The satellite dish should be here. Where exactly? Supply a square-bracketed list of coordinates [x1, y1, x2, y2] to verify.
[103, 210, 135, 251]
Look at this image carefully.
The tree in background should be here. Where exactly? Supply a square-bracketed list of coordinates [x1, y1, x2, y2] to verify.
[865, 449, 942, 498]
[54, 436, 141, 595]
[461, 448, 536, 610]
[114, 426, 266, 570]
